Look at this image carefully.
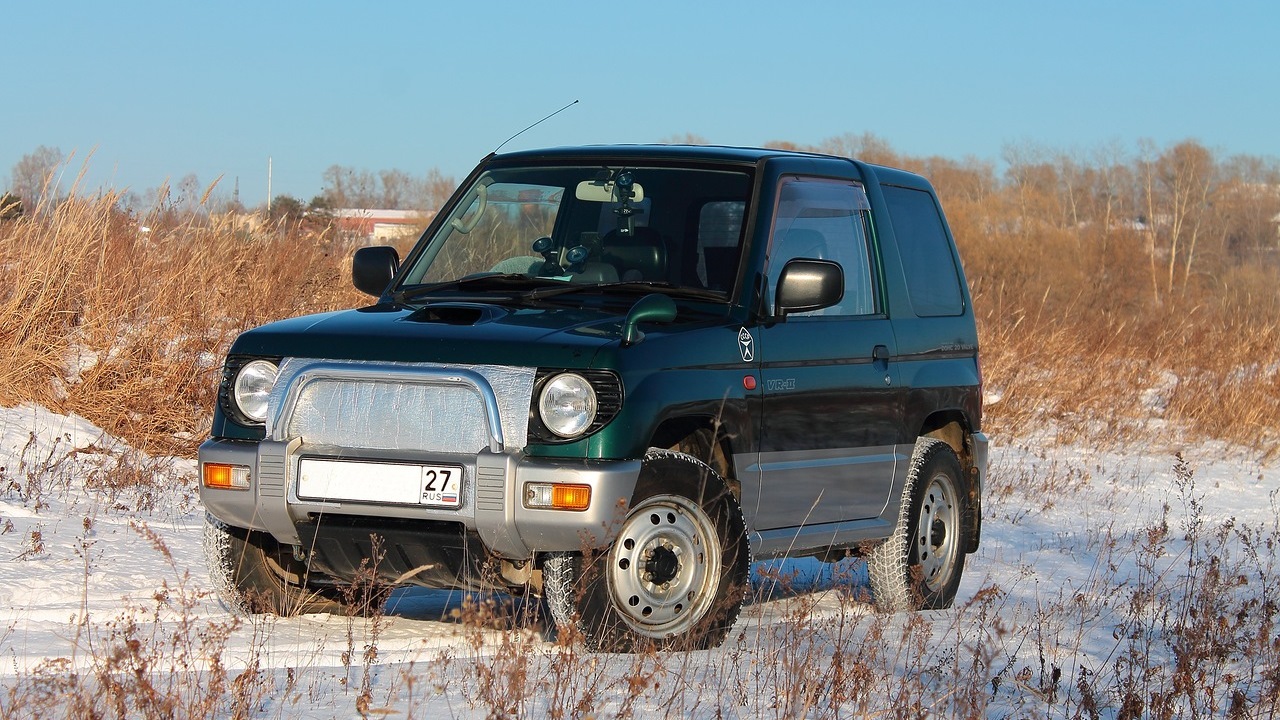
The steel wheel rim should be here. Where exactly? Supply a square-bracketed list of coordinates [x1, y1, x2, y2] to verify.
[915, 470, 960, 592]
[607, 494, 720, 638]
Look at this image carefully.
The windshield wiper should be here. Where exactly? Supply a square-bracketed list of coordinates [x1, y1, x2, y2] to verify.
[397, 276, 727, 306]
[393, 274, 567, 304]
[521, 281, 725, 303]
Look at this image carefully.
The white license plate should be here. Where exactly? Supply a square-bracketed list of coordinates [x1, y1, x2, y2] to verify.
[296, 458, 463, 508]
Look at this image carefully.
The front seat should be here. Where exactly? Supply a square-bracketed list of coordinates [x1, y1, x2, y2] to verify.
[600, 227, 667, 282]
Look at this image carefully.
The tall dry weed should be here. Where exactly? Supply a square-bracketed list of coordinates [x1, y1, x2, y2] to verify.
[3, 153, 1278, 457]
[957, 203, 1280, 455]
[0, 190, 362, 454]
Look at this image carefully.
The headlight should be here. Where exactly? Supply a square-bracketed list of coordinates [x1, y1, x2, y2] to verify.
[538, 373, 598, 438]
[232, 359, 279, 424]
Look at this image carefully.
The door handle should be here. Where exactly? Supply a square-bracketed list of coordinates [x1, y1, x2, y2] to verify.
[872, 345, 890, 362]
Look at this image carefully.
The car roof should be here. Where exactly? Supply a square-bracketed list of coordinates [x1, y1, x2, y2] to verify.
[490, 144, 928, 187]
[495, 144, 798, 164]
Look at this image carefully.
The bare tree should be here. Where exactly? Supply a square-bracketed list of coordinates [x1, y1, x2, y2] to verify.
[658, 132, 709, 145]
[1085, 141, 1132, 239]
[321, 165, 379, 208]
[420, 168, 456, 212]
[321, 164, 455, 211]
[817, 132, 900, 166]
[378, 169, 414, 209]
[917, 155, 996, 205]
[1140, 140, 1218, 299]
[1002, 142, 1060, 238]
[9, 145, 65, 209]
[1217, 155, 1280, 259]
[176, 173, 202, 213]
[1137, 139, 1164, 302]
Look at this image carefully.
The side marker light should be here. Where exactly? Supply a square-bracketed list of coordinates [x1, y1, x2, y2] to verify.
[524, 482, 591, 511]
[203, 463, 251, 490]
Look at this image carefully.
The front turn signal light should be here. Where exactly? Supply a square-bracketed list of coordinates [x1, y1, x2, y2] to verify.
[524, 482, 591, 511]
[203, 463, 251, 490]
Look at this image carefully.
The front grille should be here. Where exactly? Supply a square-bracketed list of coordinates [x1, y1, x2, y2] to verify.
[287, 378, 491, 453]
[268, 360, 537, 454]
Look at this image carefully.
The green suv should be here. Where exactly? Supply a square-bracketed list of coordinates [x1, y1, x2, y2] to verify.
[200, 145, 987, 651]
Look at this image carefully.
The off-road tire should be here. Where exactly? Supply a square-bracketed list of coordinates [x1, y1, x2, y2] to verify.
[543, 449, 750, 652]
[203, 514, 381, 617]
[867, 437, 969, 612]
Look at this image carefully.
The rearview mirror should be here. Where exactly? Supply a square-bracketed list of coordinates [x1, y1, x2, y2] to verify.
[575, 179, 645, 203]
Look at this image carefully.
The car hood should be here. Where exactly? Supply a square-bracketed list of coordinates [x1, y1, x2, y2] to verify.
[229, 302, 640, 368]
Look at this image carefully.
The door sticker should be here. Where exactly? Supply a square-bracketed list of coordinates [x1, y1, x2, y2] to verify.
[737, 327, 754, 362]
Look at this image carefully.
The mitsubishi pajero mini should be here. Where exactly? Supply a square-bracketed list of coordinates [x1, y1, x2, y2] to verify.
[200, 145, 988, 651]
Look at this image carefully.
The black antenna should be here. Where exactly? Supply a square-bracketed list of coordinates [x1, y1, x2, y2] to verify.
[494, 99, 579, 154]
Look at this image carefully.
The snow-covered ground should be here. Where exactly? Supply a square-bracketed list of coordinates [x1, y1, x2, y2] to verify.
[1, 404, 1276, 718]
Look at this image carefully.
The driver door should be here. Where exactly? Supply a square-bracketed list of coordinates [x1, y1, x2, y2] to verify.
[743, 176, 904, 531]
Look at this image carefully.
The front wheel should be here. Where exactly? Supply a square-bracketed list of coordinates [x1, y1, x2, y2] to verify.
[543, 450, 749, 652]
[867, 438, 970, 612]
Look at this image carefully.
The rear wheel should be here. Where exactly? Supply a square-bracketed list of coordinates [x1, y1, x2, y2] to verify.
[867, 438, 969, 612]
[543, 450, 749, 651]
[203, 514, 382, 617]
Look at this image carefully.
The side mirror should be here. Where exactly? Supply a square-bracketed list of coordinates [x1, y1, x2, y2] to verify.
[775, 259, 843, 316]
[352, 246, 400, 297]
[620, 293, 677, 346]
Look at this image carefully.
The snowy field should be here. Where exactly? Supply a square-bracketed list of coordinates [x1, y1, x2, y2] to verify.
[1, 403, 1277, 718]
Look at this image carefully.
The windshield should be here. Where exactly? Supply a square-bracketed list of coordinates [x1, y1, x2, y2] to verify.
[396, 164, 752, 301]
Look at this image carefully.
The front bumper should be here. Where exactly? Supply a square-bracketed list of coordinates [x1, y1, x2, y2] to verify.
[199, 437, 642, 561]
[203, 357, 643, 568]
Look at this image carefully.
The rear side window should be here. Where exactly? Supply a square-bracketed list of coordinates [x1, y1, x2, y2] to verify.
[882, 185, 964, 317]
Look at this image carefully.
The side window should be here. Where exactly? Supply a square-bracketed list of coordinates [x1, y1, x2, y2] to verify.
[882, 185, 964, 317]
[767, 177, 877, 316]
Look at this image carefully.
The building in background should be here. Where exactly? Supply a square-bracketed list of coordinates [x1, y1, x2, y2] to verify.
[331, 209, 434, 243]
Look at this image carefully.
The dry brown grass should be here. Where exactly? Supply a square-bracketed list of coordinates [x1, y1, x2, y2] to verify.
[949, 197, 1280, 456]
[5, 168, 1277, 459]
[0, 189, 363, 455]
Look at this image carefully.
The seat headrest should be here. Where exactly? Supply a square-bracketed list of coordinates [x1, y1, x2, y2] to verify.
[779, 228, 826, 258]
[601, 226, 666, 281]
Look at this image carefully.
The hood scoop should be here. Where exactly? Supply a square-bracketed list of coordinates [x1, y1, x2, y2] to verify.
[406, 303, 507, 326]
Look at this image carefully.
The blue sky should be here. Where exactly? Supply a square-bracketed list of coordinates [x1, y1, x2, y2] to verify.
[3, 1, 1277, 206]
